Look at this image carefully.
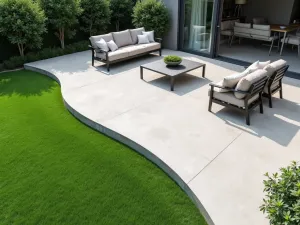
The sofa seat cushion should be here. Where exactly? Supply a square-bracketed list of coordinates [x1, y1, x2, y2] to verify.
[119, 45, 148, 57]
[251, 34, 275, 41]
[112, 30, 134, 48]
[140, 42, 161, 52]
[221, 30, 233, 36]
[264, 81, 280, 94]
[90, 33, 113, 49]
[235, 69, 268, 99]
[130, 27, 145, 44]
[96, 49, 129, 61]
[234, 27, 251, 35]
[208, 89, 259, 108]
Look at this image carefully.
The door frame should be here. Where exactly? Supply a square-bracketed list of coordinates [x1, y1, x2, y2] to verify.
[178, 0, 223, 58]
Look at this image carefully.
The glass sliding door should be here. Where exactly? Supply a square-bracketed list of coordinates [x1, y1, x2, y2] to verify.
[180, 0, 218, 55]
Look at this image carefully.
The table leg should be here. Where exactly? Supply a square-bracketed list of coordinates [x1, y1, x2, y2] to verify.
[202, 65, 206, 78]
[280, 32, 287, 56]
[277, 32, 281, 52]
[140, 67, 143, 79]
[170, 77, 175, 91]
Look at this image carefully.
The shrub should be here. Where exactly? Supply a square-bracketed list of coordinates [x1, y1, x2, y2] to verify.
[0, 0, 47, 56]
[260, 161, 300, 225]
[133, 0, 169, 38]
[0, 63, 4, 72]
[164, 55, 182, 63]
[40, 0, 82, 49]
[110, 0, 134, 31]
[81, 0, 111, 36]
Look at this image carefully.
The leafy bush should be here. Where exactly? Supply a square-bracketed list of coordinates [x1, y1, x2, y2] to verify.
[260, 161, 300, 225]
[133, 0, 169, 38]
[39, 0, 82, 49]
[164, 56, 182, 63]
[81, 0, 111, 36]
[0, 63, 4, 72]
[1, 41, 89, 71]
[110, 0, 134, 31]
[0, 0, 47, 56]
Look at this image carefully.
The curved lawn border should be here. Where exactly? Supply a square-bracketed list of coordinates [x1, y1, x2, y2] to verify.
[24, 64, 214, 225]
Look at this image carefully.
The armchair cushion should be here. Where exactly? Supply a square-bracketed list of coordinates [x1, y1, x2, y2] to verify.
[208, 89, 259, 108]
[222, 70, 249, 88]
[235, 69, 268, 99]
[130, 27, 145, 44]
[112, 30, 134, 48]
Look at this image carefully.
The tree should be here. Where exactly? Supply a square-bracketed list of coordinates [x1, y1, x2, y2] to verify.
[110, 0, 134, 31]
[80, 0, 111, 36]
[133, 0, 169, 38]
[0, 0, 47, 57]
[40, 0, 82, 49]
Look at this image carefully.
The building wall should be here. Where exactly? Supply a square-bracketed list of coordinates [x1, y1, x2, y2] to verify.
[243, 0, 295, 25]
[162, 0, 179, 50]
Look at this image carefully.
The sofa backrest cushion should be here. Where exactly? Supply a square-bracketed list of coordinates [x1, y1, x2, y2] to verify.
[251, 25, 271, 37]
[90, 33, 113, 49]
[235, 69, 267, 99]
[222, 70, 250, 88]
[263, 59, 287, 77]
[253, 24, 270, 31]
[221, 21, 232, 31]
[234, 26, 251, 35]
[235, 22, 251, 28]
[130, 27, 145, 44]
[112, 30, 134, 48]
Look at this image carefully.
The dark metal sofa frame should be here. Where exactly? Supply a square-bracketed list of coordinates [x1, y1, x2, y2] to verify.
[263, 65, 289, 108]
[208, 76, 269, 126]
[89, 38, 162, 72]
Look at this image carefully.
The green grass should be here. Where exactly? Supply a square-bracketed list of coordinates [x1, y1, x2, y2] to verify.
[0, 70, 208, 225]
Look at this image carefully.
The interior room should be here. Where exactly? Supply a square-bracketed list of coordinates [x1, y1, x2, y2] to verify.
[218, 0, 300, 74]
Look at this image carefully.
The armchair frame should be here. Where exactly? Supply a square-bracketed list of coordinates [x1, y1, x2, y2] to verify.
[89, 38, 162, 72]
[208, 76, 269, 125]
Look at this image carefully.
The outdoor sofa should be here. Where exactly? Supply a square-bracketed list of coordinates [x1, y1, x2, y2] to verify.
[89, 28, 162, 72]
[208, 59, 288, 125]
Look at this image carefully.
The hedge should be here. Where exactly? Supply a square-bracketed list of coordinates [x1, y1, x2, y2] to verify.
[0, 41, 89, 72]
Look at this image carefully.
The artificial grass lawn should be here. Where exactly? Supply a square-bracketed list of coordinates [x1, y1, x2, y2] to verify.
[0, 70, 208, 225]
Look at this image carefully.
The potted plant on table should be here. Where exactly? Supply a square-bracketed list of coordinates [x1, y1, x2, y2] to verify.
[164, 55, 182, 66]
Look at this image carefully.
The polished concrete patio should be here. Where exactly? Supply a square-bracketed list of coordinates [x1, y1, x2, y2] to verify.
[25, 49, 300, 225]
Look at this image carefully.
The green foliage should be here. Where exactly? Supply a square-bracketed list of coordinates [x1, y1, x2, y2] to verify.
[0, 0, 47, 56]
[1, 41, 89, 71]
[81, 0, 111, 36]
[110, 0, 134, 31]
[133, 0, 169, 38]
[0, 63, 4, 72]
[39, 0, 82, 49]
[260, 161, 300, 225]
[164, 55, 182, 63]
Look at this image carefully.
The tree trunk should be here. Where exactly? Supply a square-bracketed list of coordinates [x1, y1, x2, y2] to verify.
[59, 28, 65, 49]
[17, 43, 25, 57]
[116, 21, 119, 31]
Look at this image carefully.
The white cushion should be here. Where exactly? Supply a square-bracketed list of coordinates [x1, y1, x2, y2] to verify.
[235, 22, 251, 28]
[95, 38, 109, 52]
[112, 30, 134, 48]
[253, 24, 270, 31]
[222, 70, 249, 88]
[130, 27, 145, 44]
[269, 59, 287, 71]
[90, 33, 113, 49]
[142, 31, 155, 42]
[107, 40, 118, 52]
[245, 61, 259, 73]
[235, 69, 267, 99]
[138, 34, 150, 44]
[208, 89, 259, 108]
[96, 49, 129, 61]
[119, 45, 147, 57]
[258, 60, 271, 69]
[140, 42, 161, 52]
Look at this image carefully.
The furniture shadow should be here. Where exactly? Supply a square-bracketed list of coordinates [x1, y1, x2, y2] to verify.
[95, 53, 162, 75]
[213, 98, 300, 147]
[148, 74, 211, 96]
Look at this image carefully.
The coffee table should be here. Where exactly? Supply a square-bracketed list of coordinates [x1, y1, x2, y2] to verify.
[140, 59, 206, 91]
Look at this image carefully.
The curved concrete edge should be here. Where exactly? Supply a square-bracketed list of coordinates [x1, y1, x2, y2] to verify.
[24, 64, 215, 225]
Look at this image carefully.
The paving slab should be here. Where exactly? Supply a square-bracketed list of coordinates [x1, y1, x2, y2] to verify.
[24, 49, 300, 225]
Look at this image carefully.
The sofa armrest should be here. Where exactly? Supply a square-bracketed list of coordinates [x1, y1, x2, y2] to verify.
[209, 83, 250, 94]
[155, 38, 162, 43]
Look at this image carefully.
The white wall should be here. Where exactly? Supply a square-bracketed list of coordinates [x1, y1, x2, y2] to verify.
[243, 0, 295, 25]
[162, 0, 179, 50]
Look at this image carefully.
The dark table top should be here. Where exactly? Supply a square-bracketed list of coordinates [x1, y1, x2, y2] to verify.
[141, 59, 205, 77]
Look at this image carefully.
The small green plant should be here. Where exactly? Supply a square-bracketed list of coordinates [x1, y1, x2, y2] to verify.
[133, 0, 169, 38]
[164, 55, 182, 63]
[260, 161, 300, 225]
